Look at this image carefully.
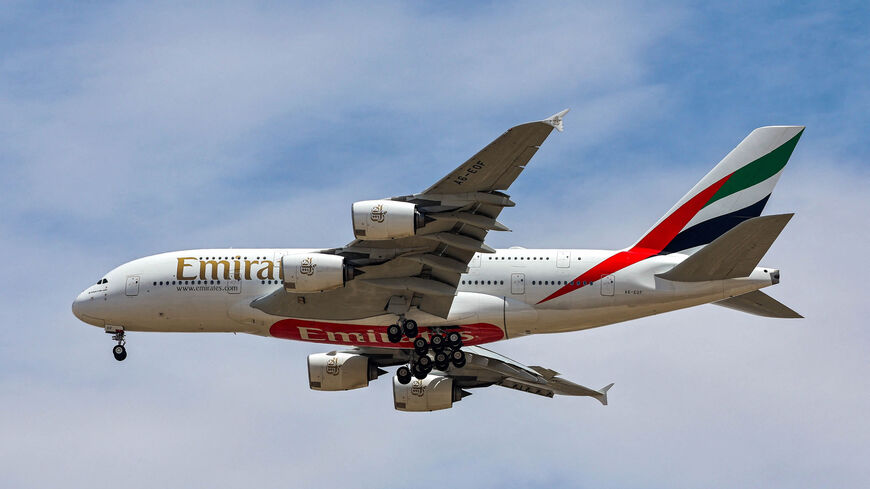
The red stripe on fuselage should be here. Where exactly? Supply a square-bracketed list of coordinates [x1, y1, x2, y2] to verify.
[269, 319, 505, 348]
[537, 173, 732, 304]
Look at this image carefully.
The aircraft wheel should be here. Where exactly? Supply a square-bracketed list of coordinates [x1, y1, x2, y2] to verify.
[434, 351, 449, 371]
[387, 324, 402, 343]
[412, 364, 428, 380]
[430, 333, 445, 351]
[446, 331, 462, 347]
[413, 337, 429, 355]
[450, 349, 466, 368]
[434, 351, 448, 365]
[112, 344, 127, 361]
[417, 354, 432, 369]
[402, 319, 418, 338]
[396, 366, 412, 384]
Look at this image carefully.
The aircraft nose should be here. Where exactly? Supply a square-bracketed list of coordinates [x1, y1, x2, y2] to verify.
[72, 290, 106, 327]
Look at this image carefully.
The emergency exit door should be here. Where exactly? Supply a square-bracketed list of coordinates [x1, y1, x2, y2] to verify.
[511, 273, 525, 294]
[600, 274, 615, 296]
[125, 275, 140, 296]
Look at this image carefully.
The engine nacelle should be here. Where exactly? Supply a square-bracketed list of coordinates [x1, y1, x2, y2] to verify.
[393, 375, 466, 412]
[352, 200, 423, 239]
[281, 253, 351, 292]
[307, 352, 383, 391]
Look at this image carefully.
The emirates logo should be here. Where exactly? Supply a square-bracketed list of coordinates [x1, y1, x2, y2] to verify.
[325, 357, 340, 376]
[410, 379, 425, 397]
[300, 257, 317, 276]
[370, 204, 387, 223]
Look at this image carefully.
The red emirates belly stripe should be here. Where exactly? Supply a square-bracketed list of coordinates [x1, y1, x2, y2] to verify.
[537, 172, 733, 304]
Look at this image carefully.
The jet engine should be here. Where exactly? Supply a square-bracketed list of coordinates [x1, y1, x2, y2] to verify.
[352, 200, 425, 239]
[281, 253, 354, 293]
[307, 352, 386, 391]
[392, 374, 468, 412]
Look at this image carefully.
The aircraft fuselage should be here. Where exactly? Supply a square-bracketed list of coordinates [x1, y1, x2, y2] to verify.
[72, 247, 776, 349]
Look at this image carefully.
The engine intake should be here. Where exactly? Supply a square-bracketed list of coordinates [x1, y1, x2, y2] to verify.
[281, 253, 353, 293]
[393, 374, 467, 412]
[352, 200, 424, 239]
[308, 352, 385, 391]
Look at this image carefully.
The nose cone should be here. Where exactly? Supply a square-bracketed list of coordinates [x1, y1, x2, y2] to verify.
[72, 290, 106, 327]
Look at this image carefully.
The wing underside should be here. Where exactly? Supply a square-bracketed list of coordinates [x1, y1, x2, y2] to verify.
[354, 344, 613, 405]
[253, 110, 569, 320]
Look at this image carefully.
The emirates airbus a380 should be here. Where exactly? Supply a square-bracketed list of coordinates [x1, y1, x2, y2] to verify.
[72, 110, 804, 411]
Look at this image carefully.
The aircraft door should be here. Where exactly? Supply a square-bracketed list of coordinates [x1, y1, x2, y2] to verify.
[125, 275, 140, 296]
[600, 274, 615, 296]
[511, 273, 525, 294]
[556, 250, 570, 268]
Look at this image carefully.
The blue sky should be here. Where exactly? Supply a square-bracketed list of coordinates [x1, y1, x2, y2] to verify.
[1, 2, 868, 488]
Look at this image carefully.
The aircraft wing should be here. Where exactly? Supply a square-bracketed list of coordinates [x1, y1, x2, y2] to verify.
[252, 110, 568, 320]
[353, 344, 613, 404]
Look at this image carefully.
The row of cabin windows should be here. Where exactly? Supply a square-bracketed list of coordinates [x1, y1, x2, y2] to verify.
[531, 280, 592, 286]
[485, 256, 583, 261]
[152, 279, 282, 286]
[197, 256, 269, 260]
[154, 280, 222, 286]
[460, 279, 594, 286]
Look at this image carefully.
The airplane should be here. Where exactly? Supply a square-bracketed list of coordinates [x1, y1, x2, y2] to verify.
[72, 110, 804, 411]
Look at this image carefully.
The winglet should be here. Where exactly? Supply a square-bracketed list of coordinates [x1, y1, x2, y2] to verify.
[595, 383, 615, 406]
[543, 108, 570, 132]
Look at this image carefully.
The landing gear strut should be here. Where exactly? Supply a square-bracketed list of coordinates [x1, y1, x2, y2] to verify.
[108, 329, 127, 361]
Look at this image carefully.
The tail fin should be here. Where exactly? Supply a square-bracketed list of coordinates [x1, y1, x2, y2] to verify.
[633, 126, 804, 255]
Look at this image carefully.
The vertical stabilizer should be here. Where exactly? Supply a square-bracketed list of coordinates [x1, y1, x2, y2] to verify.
[633, 126, 804, 255]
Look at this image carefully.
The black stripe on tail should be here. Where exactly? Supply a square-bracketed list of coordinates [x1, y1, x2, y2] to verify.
[660, 195, 770, 255]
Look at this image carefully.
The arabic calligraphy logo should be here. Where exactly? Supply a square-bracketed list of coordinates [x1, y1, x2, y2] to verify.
[410, 379, 425, 397]
[300, 257, 317, 276]
[370, 204, 387, 223]
[326, 357, 340, 376]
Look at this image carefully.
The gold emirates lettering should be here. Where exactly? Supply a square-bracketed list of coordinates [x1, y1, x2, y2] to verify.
[177, 257, 275, 281]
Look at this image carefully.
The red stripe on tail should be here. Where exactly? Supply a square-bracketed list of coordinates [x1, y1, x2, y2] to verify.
[537, 173, 732, 304]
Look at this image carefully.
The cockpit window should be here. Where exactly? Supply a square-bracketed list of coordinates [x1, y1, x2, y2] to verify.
[96, 278, 108, 285]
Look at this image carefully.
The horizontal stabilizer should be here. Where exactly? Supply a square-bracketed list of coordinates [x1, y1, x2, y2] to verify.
[657, 213, 793, 282]
[715, 290, 802, 318]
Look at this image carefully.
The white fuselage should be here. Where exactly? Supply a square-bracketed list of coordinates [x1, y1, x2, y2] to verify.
[72, 247, 777, 349]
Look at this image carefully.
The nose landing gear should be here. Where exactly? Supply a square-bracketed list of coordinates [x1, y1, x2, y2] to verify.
[108, 329, 127, 361]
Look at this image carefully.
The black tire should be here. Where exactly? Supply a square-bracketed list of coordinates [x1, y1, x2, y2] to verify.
[403, 319, 418, 338]
[397, 366, 412, 384]
[387, 324, 402, 341]
[413, 337, 429, 355]
[450, 349, 466, 367]
[113, 345, 126, 361]
[413, 365, 428, 380]
[430, 334, 445, 351]
[418, 361, 432, 376]
[446, 331, 462, 346]
[434, 351, 448, 365]
[417, 355, 432, 368]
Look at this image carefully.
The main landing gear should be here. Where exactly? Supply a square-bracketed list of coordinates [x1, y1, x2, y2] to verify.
[108, 329, 127, 361]
[391, 319, 466, 385]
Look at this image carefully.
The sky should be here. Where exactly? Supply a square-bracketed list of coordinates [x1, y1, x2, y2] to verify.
[1, 1, 869, 488]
